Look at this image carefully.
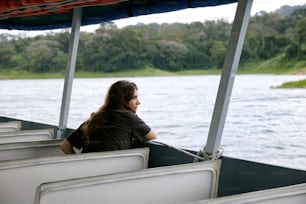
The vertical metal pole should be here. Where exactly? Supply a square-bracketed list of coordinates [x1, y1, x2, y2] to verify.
[204, 0, 253, 155]
[57, 8, 82, 139]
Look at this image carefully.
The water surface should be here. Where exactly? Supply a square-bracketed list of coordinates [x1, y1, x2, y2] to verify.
[1, 75, 306, 170]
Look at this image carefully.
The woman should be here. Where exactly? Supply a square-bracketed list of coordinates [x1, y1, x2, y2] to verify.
[60, 80, 156, 154]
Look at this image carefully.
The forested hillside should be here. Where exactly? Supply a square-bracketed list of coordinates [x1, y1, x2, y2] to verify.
[0, 5, 306, 74]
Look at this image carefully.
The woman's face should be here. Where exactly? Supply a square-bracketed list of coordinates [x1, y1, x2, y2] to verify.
[128, 90, 140, 113]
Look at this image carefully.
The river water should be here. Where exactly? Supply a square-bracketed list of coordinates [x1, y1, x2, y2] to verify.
[1, 75, 306, 170]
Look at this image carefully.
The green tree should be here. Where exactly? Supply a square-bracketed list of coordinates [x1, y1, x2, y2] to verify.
[80, 32, 109, 72]
[294, 17, 306, 59]
[26, 40, 64, 72]
[151, 40, 188, 71]
[243, 13, 289, 60]
[209, 41, 226, 68]
[0, 42, 16, 69]
[107, 28, 146, 71]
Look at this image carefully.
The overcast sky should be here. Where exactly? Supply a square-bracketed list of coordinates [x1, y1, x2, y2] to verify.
[113, 0, 306, 27]
[1, 0, 305, 36]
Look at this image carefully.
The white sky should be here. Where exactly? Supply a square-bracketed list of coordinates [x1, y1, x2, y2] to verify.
[1, 0, 305, 37]
[113, 0, 306, 27]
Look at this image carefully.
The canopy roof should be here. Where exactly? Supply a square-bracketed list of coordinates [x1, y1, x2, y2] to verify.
[0, 0, 237, 30]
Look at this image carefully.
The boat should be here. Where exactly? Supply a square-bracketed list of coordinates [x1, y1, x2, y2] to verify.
[0, 0, 305, 203]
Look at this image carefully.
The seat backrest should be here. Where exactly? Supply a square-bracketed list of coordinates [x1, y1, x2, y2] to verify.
[0, 147, 149, 204]
[0, 128, 54, 143]
[0, 121, 22, 133]
[0, 140, 64, 161]
[189, 183, 306, 204]
[35, 160, 221, 204]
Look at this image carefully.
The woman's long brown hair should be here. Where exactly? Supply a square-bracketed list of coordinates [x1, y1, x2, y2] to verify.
[82, 80, 138, 143]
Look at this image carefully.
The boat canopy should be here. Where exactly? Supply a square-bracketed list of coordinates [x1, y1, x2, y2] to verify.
[0, 0, 237, 30]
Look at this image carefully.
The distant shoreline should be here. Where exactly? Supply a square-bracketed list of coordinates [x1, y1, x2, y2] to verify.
[1, 67, 306, 88]
[1, 66, 306, 80]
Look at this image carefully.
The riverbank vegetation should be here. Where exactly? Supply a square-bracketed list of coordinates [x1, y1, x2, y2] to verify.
[1, 4, 306, 82]
[275, 79, 306, 88]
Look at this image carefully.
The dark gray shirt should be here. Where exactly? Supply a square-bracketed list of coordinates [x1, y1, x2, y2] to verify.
[67, 111, 151, 153]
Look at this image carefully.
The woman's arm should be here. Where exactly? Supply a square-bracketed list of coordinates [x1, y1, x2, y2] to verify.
[143, 130, 157, 141]
[60, 139, 76, 154]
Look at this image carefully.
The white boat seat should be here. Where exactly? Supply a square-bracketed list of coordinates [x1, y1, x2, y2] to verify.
[0, 139, 64, 161]
[0, 121, 22, 133]
[35, 160, 221, 204]
[0, 147, 149, 204]
[0, 128, 54, 144]
[189, 183, 306, 204]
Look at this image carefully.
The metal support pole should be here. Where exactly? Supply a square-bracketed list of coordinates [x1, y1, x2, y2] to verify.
[204, 0, 253, 155]
[57, 8, 82, 139]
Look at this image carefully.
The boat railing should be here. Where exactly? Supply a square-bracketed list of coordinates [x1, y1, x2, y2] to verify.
[0, 128, 54, 144]
[0, 139, 64, 161]
[34, 160, 221, 204]
[0, 147, 150, 204]
[0, 121, 22, 133]
[188, 182, 306, 204]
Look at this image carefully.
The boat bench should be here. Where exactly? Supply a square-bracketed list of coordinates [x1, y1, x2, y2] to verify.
[189, 183, 306, 204]
[34, 160, 221, 204]
[0, 147, 149, 204]
[0, 139, 64, 161]
[0, 121, 22, 133]
[0, 128, 54, 144]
